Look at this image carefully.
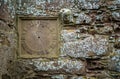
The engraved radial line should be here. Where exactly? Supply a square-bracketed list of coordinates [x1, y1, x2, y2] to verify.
[20, 19, 58, 57]
[38, 36, 47, 54]
[35, 22, 47, 54]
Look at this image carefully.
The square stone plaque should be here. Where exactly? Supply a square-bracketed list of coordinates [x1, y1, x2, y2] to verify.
[18, 16, 60, 58]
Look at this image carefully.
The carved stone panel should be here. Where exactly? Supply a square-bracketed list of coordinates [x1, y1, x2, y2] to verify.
[18, 17, 59, 58]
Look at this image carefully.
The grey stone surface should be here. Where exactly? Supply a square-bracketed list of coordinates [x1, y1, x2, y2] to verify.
[112, 11, 120, 21]
[61, 30, 109, 58]
[109, 49, 120, 72]
[0, 0, 120, 79]
[30, 58, 85, 74]
[75, 13, 92, 24]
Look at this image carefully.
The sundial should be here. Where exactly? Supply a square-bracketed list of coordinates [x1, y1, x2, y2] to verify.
[18, 17, 59, 58]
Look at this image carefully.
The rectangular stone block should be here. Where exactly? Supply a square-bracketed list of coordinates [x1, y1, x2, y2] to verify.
[29, 59, 86, 75]
[18, 16, 60, 58]
[61, 29, 109, 58]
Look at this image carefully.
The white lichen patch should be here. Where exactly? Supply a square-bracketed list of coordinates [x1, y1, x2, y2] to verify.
[51, 74, 65, 79]
[30, 59, 84, 73]
[61, 30, 78, 42]
[75, 13, 91, 24]
[113, 0, 120, 4]
[77, 0, 100, 10]
[111, 49, 120, 72]
[112, 11, 120, 21]
[61, 30, 109, 58]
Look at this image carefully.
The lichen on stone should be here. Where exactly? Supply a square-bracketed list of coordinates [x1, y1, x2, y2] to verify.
[75, 12, 91, 24]
[61, 30, 108, 58]
[30, 58, 84, 73]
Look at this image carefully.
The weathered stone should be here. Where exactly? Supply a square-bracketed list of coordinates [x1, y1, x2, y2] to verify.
[60, 8, 74, 24]
[51, 74, 66, 79]
[76, 0, 100, 10]
[71, 76, 96, 79]
[0, 1, 16, 79]
[51, 75, 97, 79]
[0, 20, 10, 31]
[112, 11, 120, 21]
[61, 30, 109, 58]
[108, 49, 120, 72]
[13, 58, 85, 79]
[0, 3, 10, 22]
[95, 12, 111, 22]
[75, 13, 92, 24]
[107, 0, 120, 10]
[2, 74, 11, 79]
[16, 0, 65, 16]
[113, 23, 120, 34]
[30, 58, 85, 74]
[94, 23, 113, 34]
[114, 0, 120, 4]
[0, 0, 120, 79]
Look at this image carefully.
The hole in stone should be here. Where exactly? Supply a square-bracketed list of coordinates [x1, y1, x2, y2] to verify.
[83, 20, 86, 23]
[92, 62, 97, 65]
[42, 25, 44, 28]
[38, 37, 40, 38]
[114, 28, 120, 33]
[114, 43, 120, 49]
[90, 27, 94, 29]
[9, 60, 12, 63]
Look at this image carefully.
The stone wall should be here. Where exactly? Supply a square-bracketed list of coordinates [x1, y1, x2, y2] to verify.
[0, 0, 16, 79]
[0, 0, 120, 79]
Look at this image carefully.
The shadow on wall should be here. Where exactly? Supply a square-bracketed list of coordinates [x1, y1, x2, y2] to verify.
[2, 74, 11, 79]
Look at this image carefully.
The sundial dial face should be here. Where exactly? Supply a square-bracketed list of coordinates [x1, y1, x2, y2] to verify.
[18, 17, 59, 58]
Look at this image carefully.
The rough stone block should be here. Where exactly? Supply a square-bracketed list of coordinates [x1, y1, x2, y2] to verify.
[18, 17, 59, 58]
[61, 30, 109, 58]
[0, 4, 10, 22]
[76, 0, 100, 10]
[112, 11, 120, 21]
[30, 59, 85, 74]
[74, 13, 92, 24]
[108, 49, 120, 72]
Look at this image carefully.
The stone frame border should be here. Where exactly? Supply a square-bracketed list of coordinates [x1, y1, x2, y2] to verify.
[17, 15, 60, 59]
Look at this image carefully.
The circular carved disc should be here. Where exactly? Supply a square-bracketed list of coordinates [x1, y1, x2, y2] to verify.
[22, 20, 57, 55]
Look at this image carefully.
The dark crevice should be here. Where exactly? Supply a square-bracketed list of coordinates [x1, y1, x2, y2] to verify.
[2, 74, 11, 79]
